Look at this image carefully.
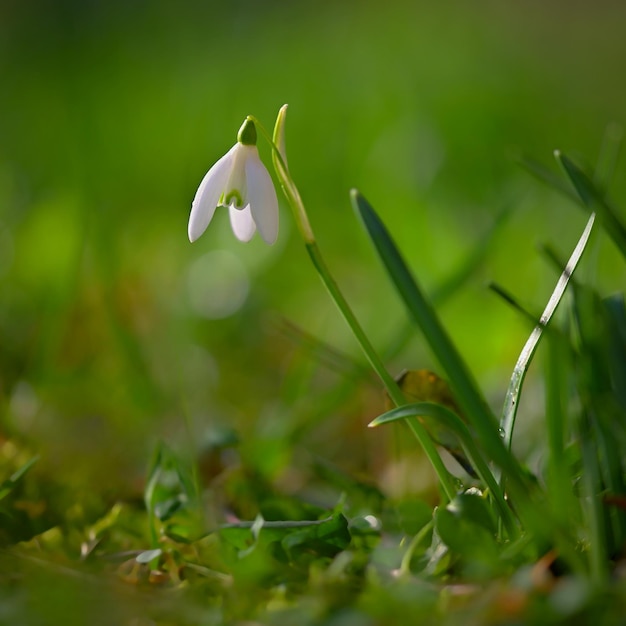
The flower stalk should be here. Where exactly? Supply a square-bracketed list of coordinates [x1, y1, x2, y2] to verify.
[259, 105, 458, 500]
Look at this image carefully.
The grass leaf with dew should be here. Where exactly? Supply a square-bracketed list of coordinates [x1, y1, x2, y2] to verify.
[499, 212, 595, 452]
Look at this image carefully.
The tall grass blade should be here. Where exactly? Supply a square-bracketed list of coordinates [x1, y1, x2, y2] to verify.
[351, 190, 522, 480]
[573, 287, 626, 558]
[500, 213, 595, 451]
[543, 335, 575, 526]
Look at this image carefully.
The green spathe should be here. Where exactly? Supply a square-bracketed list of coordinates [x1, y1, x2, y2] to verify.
[237, 118, 257, 146]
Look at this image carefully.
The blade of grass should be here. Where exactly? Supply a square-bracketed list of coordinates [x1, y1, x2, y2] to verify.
[488, 282, 542, 327]
[0, 455, 39, 501]
[538, 243, 568, 275]
[555, 151, 626, 258]
[578, 410, 610, 586]
[350, 191, 588, 566]
[573, 287, 626, 556]
[544, 334, 576, 527]
[516, 153, 579, 202]
[351, 189, 522, 482]
[500, 212, 595, 452]
[144, 442, 164, 549]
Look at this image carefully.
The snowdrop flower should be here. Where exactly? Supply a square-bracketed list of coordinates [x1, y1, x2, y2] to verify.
[188, 119, 279, 245]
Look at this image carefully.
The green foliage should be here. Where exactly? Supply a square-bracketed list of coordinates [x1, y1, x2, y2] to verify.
[353, 143, 626, 601]
[4, 143, 626, 623]
[3, 2, 626, 623]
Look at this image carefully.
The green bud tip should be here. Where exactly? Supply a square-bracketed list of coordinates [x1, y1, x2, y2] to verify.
[237, 118, 257, 146]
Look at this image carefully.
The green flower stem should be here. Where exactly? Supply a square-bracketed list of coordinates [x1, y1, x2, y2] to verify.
[306, 242, 457, 501]
[249, 108, 457, 500]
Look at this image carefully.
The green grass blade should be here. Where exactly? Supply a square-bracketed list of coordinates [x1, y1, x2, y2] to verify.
[555, 151, 626, 258]
[350, 190, 585, 555]
[538, 243, 569, 275]
[351, 189, 513, 471]
[543, 334, 577, 527]
[144, 442, 164, 547]
[500, 212, 595, 451]
[573, 287, 626, 556]
[579, 411, 610, 586]
[0, 455, 39, 501]
[488, 282, 541, 327]
[516, 153, 579, 202]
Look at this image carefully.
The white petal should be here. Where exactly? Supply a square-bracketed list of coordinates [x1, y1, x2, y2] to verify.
[229, 205, 256, 242]
[188, 145, 236, 242]
[245, 154, 279, 245]
[223, 144, 251, 208]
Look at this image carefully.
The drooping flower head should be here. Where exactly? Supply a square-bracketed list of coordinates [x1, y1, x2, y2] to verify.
[188, 119, 279, 245]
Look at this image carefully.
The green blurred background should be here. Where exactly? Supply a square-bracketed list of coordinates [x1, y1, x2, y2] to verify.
[2, 0, 626, 496]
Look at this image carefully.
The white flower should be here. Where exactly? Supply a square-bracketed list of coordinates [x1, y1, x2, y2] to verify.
[188, 119, 279, 245]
